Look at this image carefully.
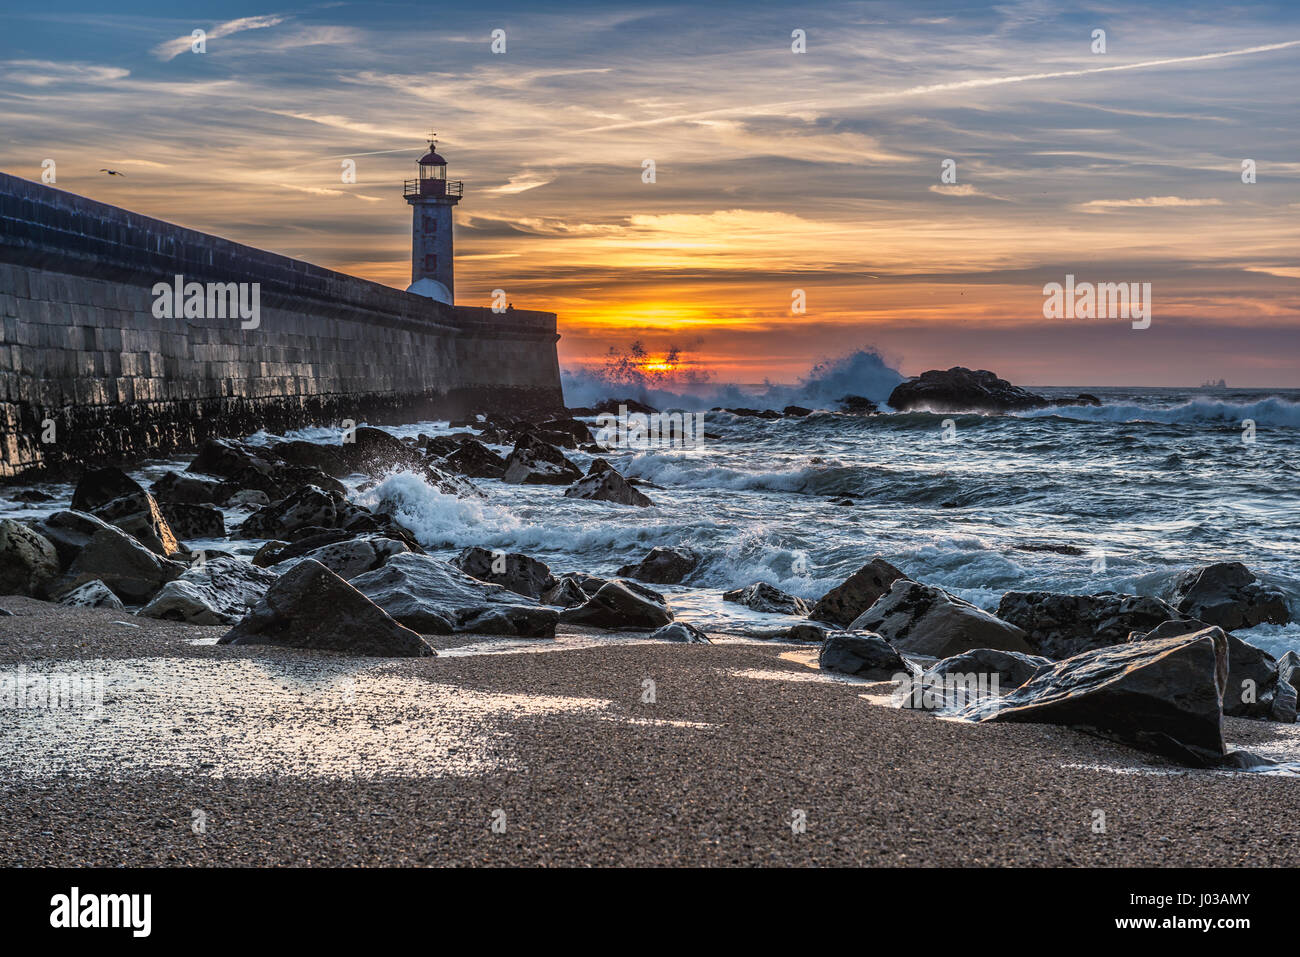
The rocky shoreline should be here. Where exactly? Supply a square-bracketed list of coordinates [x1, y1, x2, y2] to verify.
[1, 377, 1297, 778]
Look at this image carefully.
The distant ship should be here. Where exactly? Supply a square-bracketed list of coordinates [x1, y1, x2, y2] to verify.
[1199, 378, 1227, 389]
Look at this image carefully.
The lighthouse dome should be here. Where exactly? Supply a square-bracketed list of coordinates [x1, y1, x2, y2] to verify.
[418, 148, 447, 166]
[406, 277, 452, 304]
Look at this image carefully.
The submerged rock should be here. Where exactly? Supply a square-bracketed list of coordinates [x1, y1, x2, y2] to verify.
[0, 520, 59, 597]
[960, 628, 1230, 767]
[809, 557, 908, 626]
[617, 546, 699, 584]
[996, 590, 1180, 659]
[1169, 561, 1290, 631]
[453, 546, 556, 599]
[851, 580, 1032, 658]
[650, 621, 711, 644]
[564, 470, 653, 507]
[57, 579, 124, 610]
[140, 557, 277, 625]
[220, 559, 433, 657]
[560, 579, 674, 630]
[887, 367, 1048, 414]
[723, 581, 811, 616]
[819, 631, 908, 679]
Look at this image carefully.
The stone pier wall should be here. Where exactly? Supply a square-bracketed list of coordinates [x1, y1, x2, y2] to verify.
[0, 172, 564, 480]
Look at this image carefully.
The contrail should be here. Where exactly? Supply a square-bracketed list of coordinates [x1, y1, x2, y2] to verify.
[575, 39, 1300, 134]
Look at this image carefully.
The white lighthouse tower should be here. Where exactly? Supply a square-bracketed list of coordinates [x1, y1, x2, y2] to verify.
[403, 132, 462, 304]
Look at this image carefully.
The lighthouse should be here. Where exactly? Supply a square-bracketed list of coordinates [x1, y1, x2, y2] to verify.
[403, 133, 462, 304]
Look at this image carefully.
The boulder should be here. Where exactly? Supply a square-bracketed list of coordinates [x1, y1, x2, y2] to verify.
[616, 546, 699, 584]
[237, 485, 360, 539]
[90, 490, 182, 557]
[501, 434, 583, 485]
[271, 440, 352, 477]
[723, 581, 812, 616]
[538, 417, 594, 446]
[1169, 562, 1290, 631]
[836, 396, 878, 415]
[996, 590, 1180, 659]
[452, 546, 556, 600]
[56, 525, 184, 602]
[1129, 619, 1283, 720]
[783, 406, 813, 417]
[225, 489, 271, 508]
[923, 648, 1051, 695]
[351, 552, 552, 637]
[219, 559, 433, 657]
[887, 367, 1049, 414]
[441, 440, 507, 479]
[150, 471, 222, 505]
[541, 576, 590, 608]
[140, 557, 278, 625]
[564, 470, 653, 507]
[0, 520, 59, 596]
[960, 628, 1230, 767]
[785, 622, 832, 643]
[32, 510, 120, 569]
[272, 536, 408, 581]
[560, 579, 675, 630]
[57, 580, 124, 610]
[819, 632, 908, 679]
[649, 621, 711, 644]
[159, 502, 225, 540]
[851, 580, 1033, 658]
[809, 557, 908, 626]
[71, 467, 144, 512]
[1273, 652, 1300, 723]
[188, 438, 280, 480]
[593, 398, 657, 416]
[337, 427, 423, 477]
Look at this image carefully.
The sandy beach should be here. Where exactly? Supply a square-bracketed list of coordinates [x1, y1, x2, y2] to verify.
[2, 596, 1297, 868]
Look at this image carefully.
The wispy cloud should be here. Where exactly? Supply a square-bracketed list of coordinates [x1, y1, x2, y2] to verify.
[152, 14, 287, 62]
[1078, 196, 1227, 212]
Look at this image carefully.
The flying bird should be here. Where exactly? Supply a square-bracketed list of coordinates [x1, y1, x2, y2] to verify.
[99, 169, 125, 176]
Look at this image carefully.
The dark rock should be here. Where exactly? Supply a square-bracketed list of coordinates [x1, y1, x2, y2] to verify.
[57, 579, 124, 610]
[1169, 561, 1290, 631]
[819, 631, 908, 678]
[501, 434, 584, 485]
[924, 648, 1051, 694]
[252, 530, 351, 567]
[271, 440, 353, 477]
[220, 559, 432, 656]
[441, 440, 507, 478]
[650, 621, 711, 643]
[593, 398, 658, 416]
[1276, 652, 1300, 724]
[538, 417, 594, 446]
[140, 556, 277, 625]
[150, 471, 222, 505]
[32, 510, 119, 569]
[89, 491, 182, 557]
[71, 467, 144, 512]
[0, 520, 59, 597]
[351, 552, 552, 637]
[960, 628, 1230, 766]
[996, 590, 1181, 659]
[188, 439, 280, 480]
[273, 536, 409, 581]
[782, 406, 812, 417]
[887, 367, 1049, 414]
[616, 546, 699, 584]
[786, 622, 832, 643]
[809, 557, 908, 627]
[851, 580, 1033, 658]
[836, 395, 878, 415]
[727, 407, 781, 419]
[586, 458, 615, 476]
[1129, 619, 1282, 720]
[225, 489, 271, 508]
[237, 485, 360, 539]
[338, 427, 423, 477]
[564, 470, 653, 507]
[541, 576, 590, 608]
[13, 489, 53, 503]
[723, 581, 811, 616]
[159, 502, 225, 539]
[55, 525, 185, 602]
[560, 579, 674, 629]
[452, 546, 556, 599]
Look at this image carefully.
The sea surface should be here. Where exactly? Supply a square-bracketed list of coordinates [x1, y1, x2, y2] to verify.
[5, 384, 1298, 657]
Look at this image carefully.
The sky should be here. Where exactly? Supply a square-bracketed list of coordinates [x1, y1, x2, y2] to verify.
[1, 0, 1298, 387]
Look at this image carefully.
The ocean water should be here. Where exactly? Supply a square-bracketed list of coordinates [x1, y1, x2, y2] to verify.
[4, 385, 1298, 657]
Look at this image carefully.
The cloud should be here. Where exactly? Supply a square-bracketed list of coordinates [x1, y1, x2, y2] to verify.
[1078, 196, 1227, 212]
[484, 171, 556, 195]
[152, 14, 287, 62]
[0, 60, 128, 87]
[929, 184, 1012, 201]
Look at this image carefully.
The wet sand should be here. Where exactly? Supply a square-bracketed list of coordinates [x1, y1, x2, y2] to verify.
[1, 596, 1298, 867]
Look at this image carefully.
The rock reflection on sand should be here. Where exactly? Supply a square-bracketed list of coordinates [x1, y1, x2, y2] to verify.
[0, 657, 709, 780]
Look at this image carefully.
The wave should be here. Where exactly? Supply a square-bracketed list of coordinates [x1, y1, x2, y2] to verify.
[1020, 396, 1300, 428]
[561, 348, 904, 412]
